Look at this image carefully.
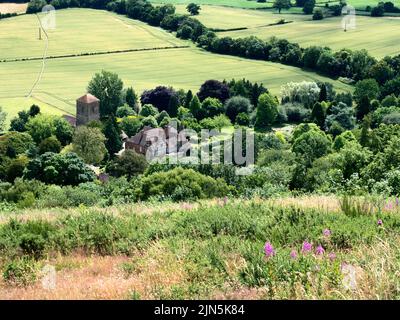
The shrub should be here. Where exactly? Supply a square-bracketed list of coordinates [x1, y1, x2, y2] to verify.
[136, 167, 232, 201]
[24, 152, 96, 186]
[106, 150, 148, 179]
[2, 258, 39, 287]
[199, 114, 232, 130]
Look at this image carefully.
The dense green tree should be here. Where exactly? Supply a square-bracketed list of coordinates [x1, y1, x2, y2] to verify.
[39, 136, 62, 154]
[224, 96, 252, 123]
[332, 131, 357, 151]
[6, 155, 29, 183]
[189, 95, 202, 119]
[292, 129, 331, 166]
[354, 79, 380, 105]
[255, 93, 279, 130]
[87, 70, 124, 118]
[0, 131, 35, 158]
[54, 117, 73, 146]
[356, 95, 372, 120]
[273, 0, 291, 13]
[24, 152, 95, 186]
[120, 116, 142, 137]
[103, 117, 123, 158]
[303, 0, 316, 14]
[72, 126, 107, 165]
[311, 102, 326, 128]
[201, 97, 224, 118]
[184, 90, 193, 108]
[139, 104, 158, 117]
[186, 3, 201, 15]
[125, 87, 138, 112]
[106, 150, 148, 179]
[116, 105, 136, 118]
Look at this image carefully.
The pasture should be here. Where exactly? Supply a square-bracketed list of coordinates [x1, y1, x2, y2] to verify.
[176, 4, 400, 58]
[0, 8, 350, 122]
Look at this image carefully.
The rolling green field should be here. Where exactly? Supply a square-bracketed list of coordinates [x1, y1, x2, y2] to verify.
[151, 0, 271, 8]
[173, 4, 400, 58]
[0, 8, 182, 61]
[174, 4, 308, 29]
[0, 8, 351, 123]
[153, 0, 384, 10]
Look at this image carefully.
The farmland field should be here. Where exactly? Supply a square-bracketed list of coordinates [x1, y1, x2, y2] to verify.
[0, 8, 351, 122]
[153, 0, 385, 10]
[0, 2, 27, 13]
[173, 4, 400, 58]
[0, 8, 183, 61]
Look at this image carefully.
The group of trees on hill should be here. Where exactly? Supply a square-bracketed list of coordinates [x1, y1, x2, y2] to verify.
[1, 64, 400, 209]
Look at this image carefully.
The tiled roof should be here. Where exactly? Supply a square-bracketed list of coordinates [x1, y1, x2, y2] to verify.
[77, 93, 100, 104]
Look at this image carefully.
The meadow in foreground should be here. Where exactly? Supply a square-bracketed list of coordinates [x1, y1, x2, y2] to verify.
[0, 196, 399, 299]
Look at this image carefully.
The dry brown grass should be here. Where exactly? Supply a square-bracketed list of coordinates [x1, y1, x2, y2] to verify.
[0, 3, 27, 14]
[0, 242, 190, 300]
[0, 196, 342, 225]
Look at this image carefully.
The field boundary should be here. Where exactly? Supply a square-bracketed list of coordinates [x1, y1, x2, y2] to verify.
[0, 45, 191, 63]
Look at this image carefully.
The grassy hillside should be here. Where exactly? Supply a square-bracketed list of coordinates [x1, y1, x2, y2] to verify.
[1, 196, 399, 299]
[0, 8, 182, 61]
[0, 8, 351, 122]
[174, 4, 400, 58]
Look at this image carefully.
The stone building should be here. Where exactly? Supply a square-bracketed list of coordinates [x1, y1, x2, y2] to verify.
[76, 93, 100, 126]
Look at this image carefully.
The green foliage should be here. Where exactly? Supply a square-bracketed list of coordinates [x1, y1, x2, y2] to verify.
[255, 93, 279, 130]
[0, 131, 35, 158]
[24, 152, 95, 186]
[107, 150, 148, 179]
[87, 70, 124, 118]
[224, 96, 252, 123]
[25, 114, 73, 146]
[120, 116, 142, 137]
[199, 114, 232, 130]
[201, 97, 224, 118]
[2, 258, 39, 287]
[136, 167, 232, 201]
[292, 128, 331, 166]
[187, 3, 201, 15]
[139, 104, 158, 117]
[333, 131, 357, 151]
[103, 116, 123, 157]
[72, 126, 107, 165]
[39, 136, 61, 154]
[116, 105, 136, 118]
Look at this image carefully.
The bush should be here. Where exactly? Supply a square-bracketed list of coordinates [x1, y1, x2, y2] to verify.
[2, 258, 39, 287]
[24, 152, 96, 186]
[136, 167, 232, 201]
[312, 9, 324, 20]
[199, 115, 232, 130]
[106, 150, 148, 179]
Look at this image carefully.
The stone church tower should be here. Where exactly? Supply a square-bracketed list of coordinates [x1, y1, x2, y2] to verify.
[76, 93, 100, 126]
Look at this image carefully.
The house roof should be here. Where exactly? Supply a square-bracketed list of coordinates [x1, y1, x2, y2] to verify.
[62, 114, 76, 127]
[77, 93, 100, 104]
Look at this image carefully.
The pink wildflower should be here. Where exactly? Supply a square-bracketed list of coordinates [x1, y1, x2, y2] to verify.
[323, 229, 331, 237]
[264, 242, 275, 258]
[290, 250, 298, 260]
[301, 241, 312, 253]
[377, 219, 383, 226]
[315, 245, 325, 255]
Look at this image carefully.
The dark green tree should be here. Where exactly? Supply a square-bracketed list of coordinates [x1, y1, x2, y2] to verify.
[87, 70, 124, 118]
[103, 116, 122, 158]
